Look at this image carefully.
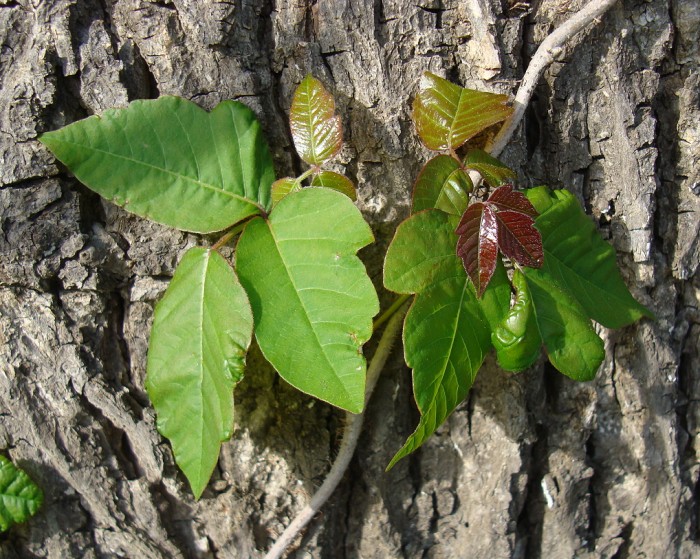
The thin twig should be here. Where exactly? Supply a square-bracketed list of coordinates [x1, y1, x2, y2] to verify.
[263, 302, 408, 559]
[487, 0, 619, 158]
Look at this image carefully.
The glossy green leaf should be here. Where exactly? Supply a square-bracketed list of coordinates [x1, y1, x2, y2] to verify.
[492, 270, 542, 372]
[384, 210, 510, 468]
[40, 97, 274, 233]
[524, 268, 604, 381]
[0, 455, 43, 532]
[525, 188, 653, 328]
[412, 155, 472, 215]
[146, 247, 253, 499]
[387, 275, 493, 469]
[290, 74, 343, 165]
[236, 188, 379, 413]
[271, 177, 301, 207]
[413, 72, 513, 151]
[463, 149, 517, 186]
[311, 170, 357, 200]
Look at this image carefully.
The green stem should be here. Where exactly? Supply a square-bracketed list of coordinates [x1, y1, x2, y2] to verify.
[297, 166, 317, 184]
[373, 294, 411, 331]
[211, 220, 249, 251]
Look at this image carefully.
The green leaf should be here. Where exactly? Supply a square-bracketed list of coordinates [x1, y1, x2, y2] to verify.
[271, 177, 301, 207]
[310, 170, 357, 200]
[236, 188, 379, 413]
[0, 455, 43, 532]
[524, 268, 604, 381]
[412, 155, 472, 215]
[492, 270, 542, 372]
[40, 96, 275, 233]
[290, 74, 343, 165]
[146, 247, 253, 499]
[384, 209, 463, 294]
[413, 72, 513, 151]
[525, 188, 653, 328]
[463, 149, 516, 187]
[384, 210, 510, 468]
[387, 275, 492, 469]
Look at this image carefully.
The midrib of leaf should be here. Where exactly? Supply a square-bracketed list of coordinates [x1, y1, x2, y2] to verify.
[416, 276, 474, 412]
[305, 87, 318, 158]
[50, 139, 265, 212]
[195, 251, 210, 482]
[267, 223, 353, 402]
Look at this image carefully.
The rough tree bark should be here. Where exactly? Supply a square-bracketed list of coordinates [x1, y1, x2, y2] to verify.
[0, 0, 698, 557]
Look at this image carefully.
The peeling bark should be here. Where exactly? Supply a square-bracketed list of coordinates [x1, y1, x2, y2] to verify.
[1, 0, 698, 557]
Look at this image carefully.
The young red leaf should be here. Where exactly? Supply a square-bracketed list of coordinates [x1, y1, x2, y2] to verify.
[455, 202, 499, 297]
[487, 185, 538, 217]
[495, 210, 543, 268]
[290, 74, 343, 166]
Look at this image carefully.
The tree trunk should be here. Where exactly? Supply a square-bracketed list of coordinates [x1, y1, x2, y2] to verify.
[1, 0, 698, 557]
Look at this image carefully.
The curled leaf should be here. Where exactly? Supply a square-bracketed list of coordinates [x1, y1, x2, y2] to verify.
[413, 72, 513, 152]
[492, 270, 542, 372]
[290, 74, 343, 165]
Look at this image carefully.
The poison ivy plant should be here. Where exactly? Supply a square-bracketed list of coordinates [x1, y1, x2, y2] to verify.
[0, 455, 43, 532]
[39, 69, 652, 501]
[40, 75, 377, 499]
[383, 72, 653, 467]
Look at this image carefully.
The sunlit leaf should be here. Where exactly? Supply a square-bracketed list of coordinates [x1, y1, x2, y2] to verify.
[290, 74, 343, 165]
[40, 96, 274, 233]
[146, 247, 253, 499]
[495, 210, 543, 268]
[0, 456, 43, 532]
[310, 170, 357, 200]
[271, 177, 301, 207]
[384, 210, 510, 468]
[413, 72, 512, 151]
[463, 149, 516, 187]
[412, 155, 472, 215]
[524, 268, 605, 381]
[492, 270, 542, 372]
[237, 188, 379, 413]
[525, 187, 654, 328]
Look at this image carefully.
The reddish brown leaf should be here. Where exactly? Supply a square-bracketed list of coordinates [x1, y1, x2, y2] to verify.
[455, 203, 499, 297]
[487, 185, 539, 217]
[495, 210, 543, 268]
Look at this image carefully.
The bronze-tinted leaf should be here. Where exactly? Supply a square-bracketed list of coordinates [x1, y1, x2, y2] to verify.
[271, 177, 301, 206]
[495, 210, 543, 268]
[413, 72, 512, 152]
[290, 74, 343, 165]
[463, 149, 517, 187]
[488, 185, 538, 217]
[455, 202, 499, 297]
[310, 170, 357, 200]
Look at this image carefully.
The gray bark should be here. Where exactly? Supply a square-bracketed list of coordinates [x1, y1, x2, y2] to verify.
[1, 0, 698, 557]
